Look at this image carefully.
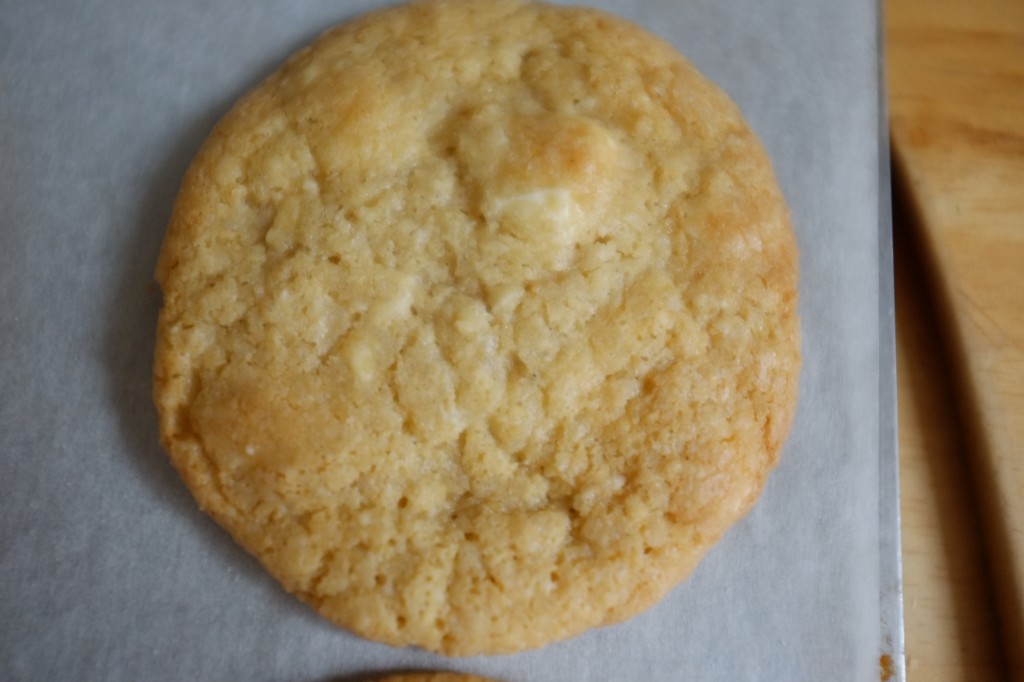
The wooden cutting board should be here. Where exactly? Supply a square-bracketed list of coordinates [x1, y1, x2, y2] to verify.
[888, 0, 1024, 677]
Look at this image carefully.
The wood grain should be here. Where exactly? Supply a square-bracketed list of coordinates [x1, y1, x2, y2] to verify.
[888, 0, 1024, 677]
[895, 191, 1006, 681]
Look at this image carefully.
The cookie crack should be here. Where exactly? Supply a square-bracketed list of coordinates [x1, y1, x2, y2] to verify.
[304, 548, 337, 604]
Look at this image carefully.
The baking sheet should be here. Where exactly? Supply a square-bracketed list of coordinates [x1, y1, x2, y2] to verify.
[0, 0, 901, 679]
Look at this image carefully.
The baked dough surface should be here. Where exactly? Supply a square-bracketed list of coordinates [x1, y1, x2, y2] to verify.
[154, 0, 800, 655]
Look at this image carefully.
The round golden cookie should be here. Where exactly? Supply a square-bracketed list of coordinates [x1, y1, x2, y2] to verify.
[153, 0, 800, 656]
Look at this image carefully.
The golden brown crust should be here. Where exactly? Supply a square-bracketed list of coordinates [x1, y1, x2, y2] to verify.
[154, 0, 800, 656]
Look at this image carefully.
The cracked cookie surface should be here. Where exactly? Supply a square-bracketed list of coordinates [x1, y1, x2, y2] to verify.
[153, 0, 800, 656]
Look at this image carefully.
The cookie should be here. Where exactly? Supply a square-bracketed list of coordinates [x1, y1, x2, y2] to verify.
[375, 675, 497, 682]
[153, 0, 800, 656]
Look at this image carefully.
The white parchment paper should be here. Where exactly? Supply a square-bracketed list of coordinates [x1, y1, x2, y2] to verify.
[0, 0, 894, 679]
